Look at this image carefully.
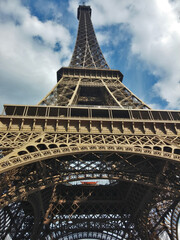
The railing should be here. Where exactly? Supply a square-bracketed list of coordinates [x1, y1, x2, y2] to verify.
[2, 104, 180, 121]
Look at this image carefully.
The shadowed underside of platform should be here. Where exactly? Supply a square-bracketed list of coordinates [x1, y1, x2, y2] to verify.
[0, 4, 180, 240]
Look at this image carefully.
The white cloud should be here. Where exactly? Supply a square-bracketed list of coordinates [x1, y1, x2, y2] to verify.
[31, 0, 63, 22]
[69, 0, 180, 109]
[96, 31, 111, 46]
[147, 103, 162, 110]
[68, 0, 80, 16]
[0, 0, 180, 110]
[0, 0, 71, 111]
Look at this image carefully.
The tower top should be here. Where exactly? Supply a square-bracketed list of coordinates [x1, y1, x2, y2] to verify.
[69, 4, 109, 69]
[77, 5, 91, 20]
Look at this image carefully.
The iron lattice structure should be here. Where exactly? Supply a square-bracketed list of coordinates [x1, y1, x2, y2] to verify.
[0, 5, 180, 240]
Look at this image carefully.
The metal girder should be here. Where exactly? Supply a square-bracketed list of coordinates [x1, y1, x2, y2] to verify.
[0, 4, 180, 240]
[69, 6, 109, 69]
[38, 68, 150, 108]
[0, 151, 179, 207]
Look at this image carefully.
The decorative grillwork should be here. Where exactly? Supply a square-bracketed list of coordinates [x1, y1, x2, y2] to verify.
[0, 4, 179, 240]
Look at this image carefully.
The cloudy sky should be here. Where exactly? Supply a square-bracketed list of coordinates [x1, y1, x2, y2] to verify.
[0, 0, 180, 113]
[1, 1, 180, 239]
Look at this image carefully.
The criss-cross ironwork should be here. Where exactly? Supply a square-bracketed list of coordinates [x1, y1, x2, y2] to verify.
[0, 4, 180, 240]
[69, 5, 109, 69]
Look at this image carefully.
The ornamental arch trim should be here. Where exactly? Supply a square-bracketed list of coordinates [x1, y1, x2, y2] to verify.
[1, 142, 180, 174]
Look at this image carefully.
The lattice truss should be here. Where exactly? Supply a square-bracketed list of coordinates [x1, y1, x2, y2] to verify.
[0, 151, 179, 239]
[69, 6, 109, 69]
[0, 131, 180, 171]
[0, 131, 180, 195]
[0, 129, 180, 239]
[0, 4, 180, 240]
[39, 74, 150, 109]
[39, 4, 149, 109]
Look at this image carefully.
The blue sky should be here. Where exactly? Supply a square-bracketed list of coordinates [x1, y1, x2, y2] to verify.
[1, 1, 180, 239]
[0, 0, 180, 112]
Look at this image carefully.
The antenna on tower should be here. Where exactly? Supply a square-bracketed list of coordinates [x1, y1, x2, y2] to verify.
[82, 0, 86, 6]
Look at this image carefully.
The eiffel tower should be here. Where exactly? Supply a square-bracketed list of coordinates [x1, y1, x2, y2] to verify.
[0, 4, 180, 240]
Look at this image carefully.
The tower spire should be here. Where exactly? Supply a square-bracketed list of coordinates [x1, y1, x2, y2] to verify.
[0, 4, 179, 240]
[69, 5, 109, 69]
[38, 4, 149, 108]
